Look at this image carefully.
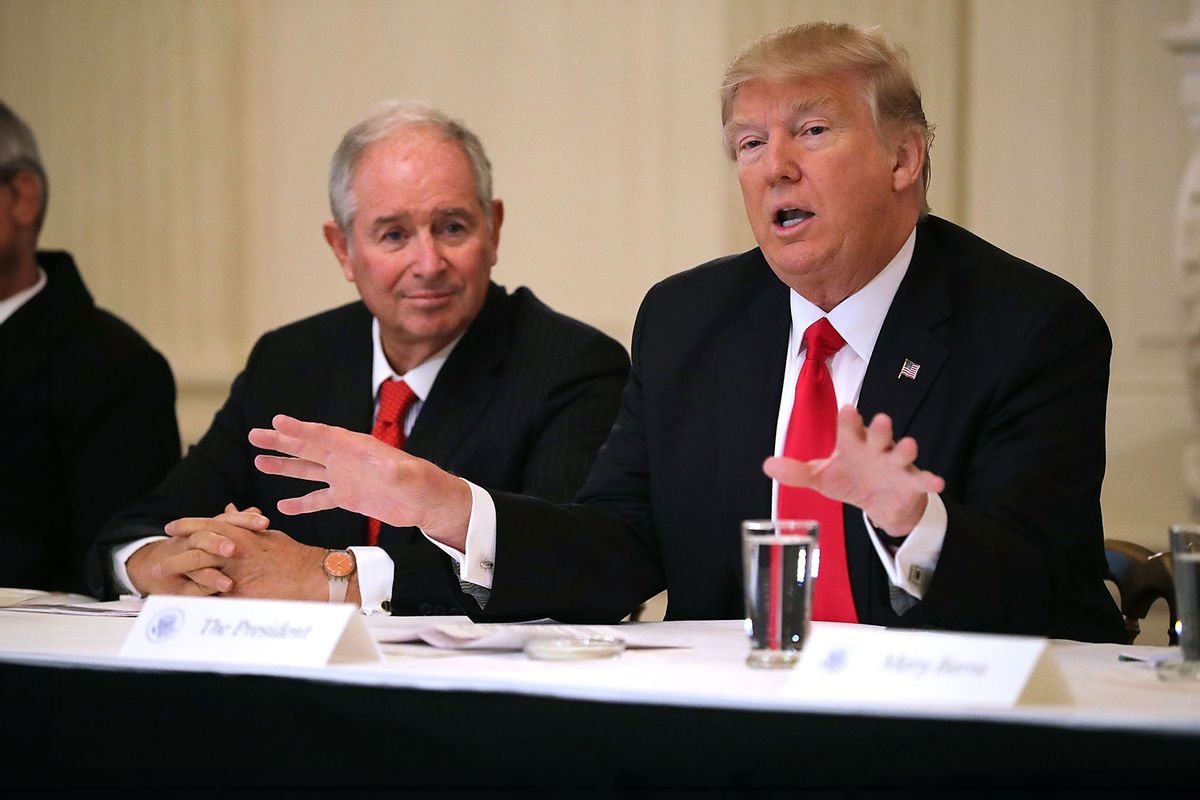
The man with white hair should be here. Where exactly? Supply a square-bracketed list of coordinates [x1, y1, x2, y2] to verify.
[249, 24, 1125, 642]
[98, 101, 629, 615]
[0, 101, 179, 596]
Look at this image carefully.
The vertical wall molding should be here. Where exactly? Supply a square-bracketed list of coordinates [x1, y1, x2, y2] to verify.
[1166, 0, 1200, 517]
[0, 1, 246, 441]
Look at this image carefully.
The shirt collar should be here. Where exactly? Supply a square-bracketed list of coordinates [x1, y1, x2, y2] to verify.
[0, 267, 47, 326]
[788, 226, 917, 362]
[370, 317, 463, 403]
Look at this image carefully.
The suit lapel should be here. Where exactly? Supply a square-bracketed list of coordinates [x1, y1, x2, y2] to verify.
[713, 253, 791, 526]
[403, 283, 506, 466]
[0, 253, 90, 417]
[847, 222, 950, 617]
[0, 310, 50, 409]
[299, 304, 375, 547]
[325, 304, 376, 435]
[857, 223, 950, 436]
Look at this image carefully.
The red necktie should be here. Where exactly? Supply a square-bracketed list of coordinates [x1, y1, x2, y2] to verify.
[367, 378, 417, 546]
[778, 318, 858, 623]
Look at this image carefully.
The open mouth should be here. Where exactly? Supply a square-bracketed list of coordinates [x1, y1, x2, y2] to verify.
[774, 207, 814, 229]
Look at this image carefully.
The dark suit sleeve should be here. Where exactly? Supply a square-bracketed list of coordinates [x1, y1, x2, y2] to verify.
[72, 347, 180, 596]
[514, 333, 630, 503]
[475, 298, 665, 623]
[907, 291, 1119, 640]
[91, 342, 266, 597]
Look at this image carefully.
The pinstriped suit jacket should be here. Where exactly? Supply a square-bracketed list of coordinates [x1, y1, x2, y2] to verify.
[92, 282, 629, 614]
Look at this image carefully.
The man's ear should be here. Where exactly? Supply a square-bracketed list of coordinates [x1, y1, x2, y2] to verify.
[891, 128, 926, 194]
[323, 220, 355, 282]
[9, 171, 43, 229]
[489, 199, 504, 250]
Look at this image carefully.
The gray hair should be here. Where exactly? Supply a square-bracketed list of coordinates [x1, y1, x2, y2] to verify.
[329, 100, 493, 234]
[0, 101, 49, 229]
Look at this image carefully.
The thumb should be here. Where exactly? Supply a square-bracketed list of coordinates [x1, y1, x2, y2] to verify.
[762, 456, 817, 488]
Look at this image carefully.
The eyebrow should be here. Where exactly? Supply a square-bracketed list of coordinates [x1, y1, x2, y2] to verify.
[367, 207, 476, 231]
[435, 206, 476, 219]
[370, 214, 406, 228]
[725, 94, 842, 140]
[786, 94, 841, 118]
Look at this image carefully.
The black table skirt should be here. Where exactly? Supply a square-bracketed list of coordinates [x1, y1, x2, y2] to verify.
[3, 660, 1197, 795]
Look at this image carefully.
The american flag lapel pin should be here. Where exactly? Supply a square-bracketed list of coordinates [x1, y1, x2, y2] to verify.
[898, 358, 920, 380]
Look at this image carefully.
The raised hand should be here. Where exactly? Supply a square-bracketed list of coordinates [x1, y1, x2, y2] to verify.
[762, 405, 944, 537]
[248, 414, 473, 551]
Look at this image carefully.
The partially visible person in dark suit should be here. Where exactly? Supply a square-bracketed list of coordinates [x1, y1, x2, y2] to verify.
[0, 101, 180, 596]
[98, 101, 629, 615]
[248, 24, 1125, 642]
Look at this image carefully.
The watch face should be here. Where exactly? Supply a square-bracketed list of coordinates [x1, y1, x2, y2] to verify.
[324, 550, 355, 578]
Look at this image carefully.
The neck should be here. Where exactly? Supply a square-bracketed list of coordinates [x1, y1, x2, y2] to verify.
[797, 267, 883, 313]
[381, 333, 454, 375]
[794, 212, 918, 313]
[0, 248, 39, 302]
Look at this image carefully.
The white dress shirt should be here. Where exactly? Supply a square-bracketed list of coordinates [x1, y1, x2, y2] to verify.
[113, 318, 462, 614]
[771, 229, 945, 600]
[450, 228, 947, 602]
[0, 267, 47, 325]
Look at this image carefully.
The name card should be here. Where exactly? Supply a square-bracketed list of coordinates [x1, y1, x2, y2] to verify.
[787, 624, 1068, 708]
[119, 595, 382, 668]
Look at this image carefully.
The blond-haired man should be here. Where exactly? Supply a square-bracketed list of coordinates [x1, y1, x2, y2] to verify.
[251, 25, 1124, 642]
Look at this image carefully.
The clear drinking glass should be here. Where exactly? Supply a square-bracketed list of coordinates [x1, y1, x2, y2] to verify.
[742, 519, 817, 669]
[1159, 524, 1200, 681]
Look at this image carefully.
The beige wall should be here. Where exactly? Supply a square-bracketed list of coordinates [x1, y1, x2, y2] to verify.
[0, 0, 1191, 557]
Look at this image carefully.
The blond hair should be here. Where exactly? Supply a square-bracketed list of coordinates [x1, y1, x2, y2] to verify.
[721, 22, 934, 213]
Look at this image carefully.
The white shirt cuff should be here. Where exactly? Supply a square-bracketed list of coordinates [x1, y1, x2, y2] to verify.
[111, 536, 167, 597]
[422, 479, 495, 590]
[347, 546, 393, 615]
[862, 492, 947, 599]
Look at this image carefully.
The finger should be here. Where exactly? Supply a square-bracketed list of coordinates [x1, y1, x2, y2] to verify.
[160, 549, 227, 581]
[249, 415, 338, 460]
[762, 455, 818, 488]
[185, 567, 233, 594]
[914, 469, 945, 494]
[865, 413, 895, 451]
[164, 516, 255, 543]
[253, 454, 328, 483]
[276, 487, 339, 516]
[224, 501, 268, 522]
[248, 426, 320, 461]
[837, 405, 868, 443]
[214, 508, 271, 530]
[890, 436, 919, 465]
[184, 529, 236, 558]
[173, 579, 221, 597]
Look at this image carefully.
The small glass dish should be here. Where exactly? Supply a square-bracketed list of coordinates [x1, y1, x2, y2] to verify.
[523, 635, 625, 661]
[1156, 659, 1200, 682]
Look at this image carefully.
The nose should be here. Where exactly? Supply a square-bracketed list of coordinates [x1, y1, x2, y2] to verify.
[765, 138, 800, 185]
[409, 230, 447, 278]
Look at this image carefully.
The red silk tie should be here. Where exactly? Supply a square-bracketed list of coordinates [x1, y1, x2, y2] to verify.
[367, 378, 417, 546]
[778, 317, 859, 623]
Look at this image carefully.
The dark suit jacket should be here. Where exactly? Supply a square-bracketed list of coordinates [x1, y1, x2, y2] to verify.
[477, 216, 1126, 643]
[3, 251, 180, 594]
[95, 282, 629, 614]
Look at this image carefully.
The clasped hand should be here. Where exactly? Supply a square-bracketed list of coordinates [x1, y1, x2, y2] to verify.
[762, 406, 944, 538]
[126, 503, 327, 599]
